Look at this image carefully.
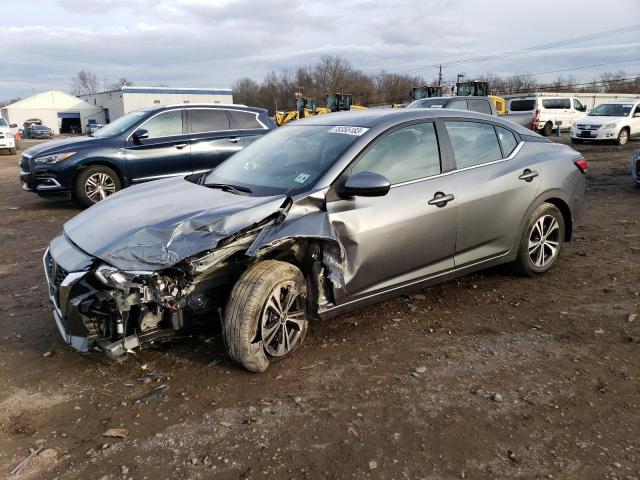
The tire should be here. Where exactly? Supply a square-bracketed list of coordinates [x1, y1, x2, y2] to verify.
[616, 128, 629, 146]
[513, 203, 565, 276]
[72, 165, 121, 208]
[570, 138, 583, 144]
[541, 122, 553, 137]
[223, 260, 309, 373]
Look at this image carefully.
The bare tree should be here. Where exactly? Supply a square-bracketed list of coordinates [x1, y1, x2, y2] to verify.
[71, 70, 100, 96]
[103, 77, 134, 91]
[0, 97, 22, 108]
[232, 77, 261, 107]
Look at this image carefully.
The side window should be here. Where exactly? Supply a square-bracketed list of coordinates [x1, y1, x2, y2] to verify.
[468, 99, 492, 115]
[188, 109, 231, 133]
[142, 110, 183, 139]
[352, 123, 441, 184]
[573, 99, 585, 111]
[228, 110, 264, 130]
[448, 99, 468, 110]
[495, 126, 518, 157]
[542, 98, 571, 109]
[445, 121, 502, 169]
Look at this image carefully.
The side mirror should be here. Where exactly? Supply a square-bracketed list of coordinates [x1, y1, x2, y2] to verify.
[342, 171, 391, 197]
[132, 128, 149, 141]
[633, 113, 640, 118]
[9, 123, 17, 128]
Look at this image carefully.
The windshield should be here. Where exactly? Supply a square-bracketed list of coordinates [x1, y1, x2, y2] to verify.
[407, 98, 448, 109]
[0, 118, 7, 127]
[203, 125, 363, 196]
[92, 110, 149, 138]
[589, 103, 634, 117]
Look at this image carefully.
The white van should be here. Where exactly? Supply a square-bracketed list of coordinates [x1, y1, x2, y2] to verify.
[507, 97, 587, 136]
[0, 117, 16, 154]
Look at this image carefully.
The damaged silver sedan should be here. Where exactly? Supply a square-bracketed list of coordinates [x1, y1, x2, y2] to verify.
[44, 109, 586, 372]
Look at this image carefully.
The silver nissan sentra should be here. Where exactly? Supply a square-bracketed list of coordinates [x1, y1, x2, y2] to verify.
[43, 108, 586, 372]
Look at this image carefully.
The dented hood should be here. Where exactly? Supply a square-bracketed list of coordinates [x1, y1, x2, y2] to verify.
[64, 177, 286, 271]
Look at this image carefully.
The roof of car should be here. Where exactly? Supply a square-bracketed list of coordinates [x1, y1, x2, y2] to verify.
[143, 103, 267, 114]
[600, 98, 640, 104]
[294, 107, 534, 134]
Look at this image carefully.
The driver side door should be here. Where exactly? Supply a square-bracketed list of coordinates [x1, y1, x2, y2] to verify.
[125, 109, 192, 182]
[327, 121, 457, 303]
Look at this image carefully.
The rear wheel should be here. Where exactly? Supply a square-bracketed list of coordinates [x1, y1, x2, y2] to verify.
[73, 165, 121, 208]
[223, 260, 308, 373]
[513, 203, 565, 276]
[541, 122, 553, 137]
[616, 128, 629, 146]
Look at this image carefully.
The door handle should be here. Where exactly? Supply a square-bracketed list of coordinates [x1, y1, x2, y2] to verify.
[519, 169, 539, 182]
[427, 192, 455, 207]
[228, 137, 240, 144]
[174, 143, 188, 149]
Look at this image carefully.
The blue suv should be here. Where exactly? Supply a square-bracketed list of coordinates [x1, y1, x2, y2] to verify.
[19, 104, 276, 207]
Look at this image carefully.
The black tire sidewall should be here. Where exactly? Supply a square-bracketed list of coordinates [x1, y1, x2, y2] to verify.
[542, 122, 552, 136]
[223, 260, 309, 372]
[516, 203, 565, 276]
[73, 165, 121, 208]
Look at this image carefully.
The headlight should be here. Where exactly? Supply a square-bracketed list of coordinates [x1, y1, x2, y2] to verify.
[34, 151, 76, 164]
[95, 264, 137, 289]
[603, 123, 617, 129]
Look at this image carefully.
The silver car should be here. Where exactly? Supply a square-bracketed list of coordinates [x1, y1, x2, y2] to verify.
[44, 109, 587, 372]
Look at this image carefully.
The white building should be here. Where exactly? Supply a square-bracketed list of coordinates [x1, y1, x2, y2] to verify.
[1, 90, 105, 134]
[80, 86, 233, 123]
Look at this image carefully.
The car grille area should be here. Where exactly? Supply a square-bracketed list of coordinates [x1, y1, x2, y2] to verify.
[576, 124, 600, 131]
[20, 155, 31, 173]
[45, 250, 68, 290]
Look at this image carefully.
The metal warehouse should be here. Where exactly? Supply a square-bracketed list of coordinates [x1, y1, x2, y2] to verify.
[80, 86, 234, 123]
[1, 90, 105, 134]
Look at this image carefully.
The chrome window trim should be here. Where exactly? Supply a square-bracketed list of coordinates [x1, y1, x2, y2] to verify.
[389, 141, 524, 189]
[132, 171, 193, 182]
[125, 108, 185, 142]
[187, 107, 268, 134]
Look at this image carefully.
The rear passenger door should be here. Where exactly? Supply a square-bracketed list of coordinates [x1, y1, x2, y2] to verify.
[227, 109, 270, 147]
[442, 120, 542, 266]
[186, 108, 243, 173]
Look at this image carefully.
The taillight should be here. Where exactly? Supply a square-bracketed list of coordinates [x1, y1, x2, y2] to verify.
[531, 108, 540, 130]
[574, 157, 588, 174]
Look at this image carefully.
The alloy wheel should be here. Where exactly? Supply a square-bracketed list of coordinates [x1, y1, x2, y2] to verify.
[260, 281, 306, 357]
[619, 130, 628, 145]
[528, 214, 561, 268]
[85, 172, 116, 202]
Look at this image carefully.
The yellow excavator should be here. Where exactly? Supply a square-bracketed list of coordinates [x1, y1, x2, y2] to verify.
[275, 93, 366, 126]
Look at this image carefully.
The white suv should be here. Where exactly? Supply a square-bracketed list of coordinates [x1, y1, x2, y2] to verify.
[0, 117, 16, 154]
[570, 100, 640, 146]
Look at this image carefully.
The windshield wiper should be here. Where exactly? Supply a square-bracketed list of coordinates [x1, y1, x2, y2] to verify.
[204, 183, 252, 195]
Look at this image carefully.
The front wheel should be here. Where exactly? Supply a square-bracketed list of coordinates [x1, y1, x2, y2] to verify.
[617, 128, 629, 146]
[541, 122, 553, 137]
[513, 203, 565, 276]
[223, 260, 308, 372]
[73, 165, 121, 208]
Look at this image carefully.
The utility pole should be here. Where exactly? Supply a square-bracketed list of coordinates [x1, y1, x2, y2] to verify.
[437, 65, 443, 86]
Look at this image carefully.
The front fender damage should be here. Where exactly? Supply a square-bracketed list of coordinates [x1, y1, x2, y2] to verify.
[55, 192, 347, 360]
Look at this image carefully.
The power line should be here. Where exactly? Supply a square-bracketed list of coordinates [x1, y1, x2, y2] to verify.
[401, 25, 640, 74]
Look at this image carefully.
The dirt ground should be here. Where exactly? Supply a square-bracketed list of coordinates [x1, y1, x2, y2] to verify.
[0, 135, 638, 480]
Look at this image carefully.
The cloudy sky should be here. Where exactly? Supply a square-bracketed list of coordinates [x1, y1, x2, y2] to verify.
[2, 0, 639, 99]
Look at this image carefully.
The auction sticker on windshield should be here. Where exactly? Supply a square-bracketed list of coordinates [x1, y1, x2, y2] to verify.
[294, 173, 311, 183]
[329, 126, 369, 136]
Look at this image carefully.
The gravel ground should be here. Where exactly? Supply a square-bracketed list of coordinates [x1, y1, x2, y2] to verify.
[0, 134, 638, 480]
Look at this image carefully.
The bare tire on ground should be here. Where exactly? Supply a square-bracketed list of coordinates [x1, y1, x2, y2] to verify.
[541, 122, 553, 137]
[223, 260, 309, 373]
[513, 202, 565, 276]
[73, 165, 121, 208]
[616, 128, 629, 146]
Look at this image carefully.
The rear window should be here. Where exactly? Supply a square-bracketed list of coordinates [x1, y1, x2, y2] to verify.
[187, 109, 231, 133]
[228, 110, 264, 130]
[509, 99, 535, 112]
[468, 98, 492, 115]
[542, 99, 571, 109]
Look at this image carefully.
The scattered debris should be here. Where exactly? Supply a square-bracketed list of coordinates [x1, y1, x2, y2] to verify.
[594, 328, 605, 334]
[41, 351, 52, 358]
[133, 384, 168, 404]
[415, 366, 427, 374]
[628, 313, 637, 322]
[369, 460, 378, 470]
[10, 447, 43, 475]
[493, 393, 504, 402]
[102, 428, 128, 438]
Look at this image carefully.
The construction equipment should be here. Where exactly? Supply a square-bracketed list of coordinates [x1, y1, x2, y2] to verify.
[488, 95, 507, 115]
[275, 93, 364, 126]
[410, 85, 443, 100]
[456, 80, 489, 97]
